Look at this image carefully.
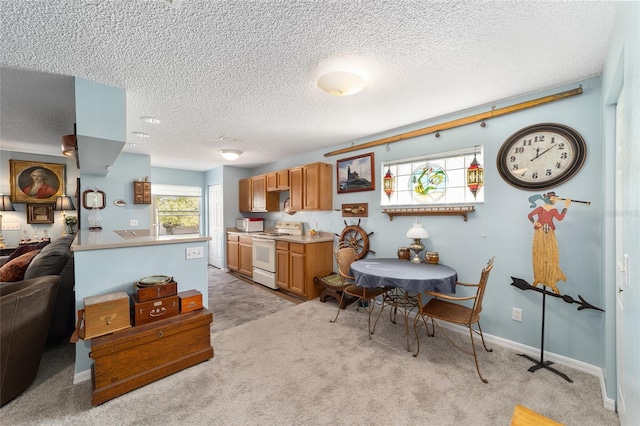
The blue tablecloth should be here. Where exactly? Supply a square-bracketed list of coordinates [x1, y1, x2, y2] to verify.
[350, 258, 457, 294]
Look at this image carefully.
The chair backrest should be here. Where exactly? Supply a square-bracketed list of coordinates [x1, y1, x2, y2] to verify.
[472, 257, 494, 316]
[334, 243, 357, 284]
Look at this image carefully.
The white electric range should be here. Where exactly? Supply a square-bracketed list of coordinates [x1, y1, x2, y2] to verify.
[251, 221, 303, 289]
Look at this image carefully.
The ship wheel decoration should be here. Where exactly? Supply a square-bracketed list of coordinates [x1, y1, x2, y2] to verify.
[336, 219, 375, 260]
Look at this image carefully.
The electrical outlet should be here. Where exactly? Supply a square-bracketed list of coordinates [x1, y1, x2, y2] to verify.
[512, 307, 522, 322]
[185, 246, 203, 259]
[1, 222, 20, 231]
[130, 219, 138, 227]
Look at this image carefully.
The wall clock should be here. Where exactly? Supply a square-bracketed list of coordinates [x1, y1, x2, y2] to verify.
[496, 123, 587, 190]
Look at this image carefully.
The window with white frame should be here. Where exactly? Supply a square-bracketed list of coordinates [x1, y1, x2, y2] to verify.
[380, 147, 484, 206]
[151, 184, 202, 236]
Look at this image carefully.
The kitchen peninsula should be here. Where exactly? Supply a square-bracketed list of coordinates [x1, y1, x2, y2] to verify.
[71, 230, 211, 382]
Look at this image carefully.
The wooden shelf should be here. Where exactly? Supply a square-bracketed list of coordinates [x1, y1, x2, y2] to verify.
[382, 206, 475, 221]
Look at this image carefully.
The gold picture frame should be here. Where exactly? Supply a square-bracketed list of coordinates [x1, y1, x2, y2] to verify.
[336, 152, 376, 194]
[27, 204, 54, 224]
[9, 160, 65, 204]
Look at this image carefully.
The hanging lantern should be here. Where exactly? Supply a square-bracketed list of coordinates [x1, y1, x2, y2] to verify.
[383, 166, 394, 200]
[467, 153, 484, 199]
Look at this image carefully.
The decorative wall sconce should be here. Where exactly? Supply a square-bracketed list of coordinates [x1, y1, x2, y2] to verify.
[466, 148, 484, 199]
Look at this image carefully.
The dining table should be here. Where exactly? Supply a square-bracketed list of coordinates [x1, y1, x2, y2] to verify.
[350, 258, 458, 351]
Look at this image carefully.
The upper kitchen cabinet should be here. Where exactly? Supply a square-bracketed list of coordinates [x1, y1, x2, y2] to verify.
[267, 169, 290, 191]
[239, 178, 251, 212]
[290, 162, 333, 211]
[250, 174, 279, 212]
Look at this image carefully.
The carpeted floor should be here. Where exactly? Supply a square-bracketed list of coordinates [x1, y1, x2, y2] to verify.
[0, 267, 620, 425]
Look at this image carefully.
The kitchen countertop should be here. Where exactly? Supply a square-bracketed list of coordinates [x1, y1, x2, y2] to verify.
[71, 229, 211, 252]
[226, 228, 335, 244]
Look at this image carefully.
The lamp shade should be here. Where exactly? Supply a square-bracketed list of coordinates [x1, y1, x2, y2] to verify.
[0, 195, 15, 211]
[55, 196, 75, 211]
[219, 149, 242, 160]
[406, 222, 429, 239]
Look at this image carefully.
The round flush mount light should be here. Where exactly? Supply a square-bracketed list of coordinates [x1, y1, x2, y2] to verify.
[132, 131, 150, 138]
[317, 71, 365, 96]
[140, 116, 160, 124]
[219, 149, 242, 160]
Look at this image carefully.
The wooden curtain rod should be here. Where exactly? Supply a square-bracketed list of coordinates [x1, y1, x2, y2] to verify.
[324, 86, 583, 157]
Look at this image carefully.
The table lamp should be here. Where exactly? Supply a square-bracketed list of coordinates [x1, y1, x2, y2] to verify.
[0, 195, 15, 249]
[406, 221, 429, 263]
[55, 195, 76, 236]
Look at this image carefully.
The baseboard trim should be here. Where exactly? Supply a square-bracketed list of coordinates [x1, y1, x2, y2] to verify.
[431, 320, 616, 411]
[74, 369, 91, 384]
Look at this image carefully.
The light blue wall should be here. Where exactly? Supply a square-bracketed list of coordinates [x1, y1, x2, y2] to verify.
[249, 78, 607, 375]
[75, 77, 126, 142]
[0, 151, 79, 244]
[601, 0, 640, 417]
[74, 242, 209, 374]
[81, 153, 150, 229]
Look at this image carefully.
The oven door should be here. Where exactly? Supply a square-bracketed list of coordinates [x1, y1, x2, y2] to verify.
[252, 237, 276, 273]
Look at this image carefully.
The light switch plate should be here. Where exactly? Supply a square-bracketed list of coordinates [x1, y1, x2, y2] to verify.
[186, 246, 203, 259]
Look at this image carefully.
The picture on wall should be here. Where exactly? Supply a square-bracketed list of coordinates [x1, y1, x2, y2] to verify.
[336, 152, 375, 194]
[9, 160, 65, 204]
[27, 203, 54, 224]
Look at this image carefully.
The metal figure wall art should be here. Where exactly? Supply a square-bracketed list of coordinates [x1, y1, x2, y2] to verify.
[510, 192, 601, 382]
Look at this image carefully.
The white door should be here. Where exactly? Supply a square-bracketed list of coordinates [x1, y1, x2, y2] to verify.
[208, 184, 223, 269]
[615, 91, 629, 424]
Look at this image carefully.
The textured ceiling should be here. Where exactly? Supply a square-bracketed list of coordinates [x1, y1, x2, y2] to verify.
[0, 1, 616, 172]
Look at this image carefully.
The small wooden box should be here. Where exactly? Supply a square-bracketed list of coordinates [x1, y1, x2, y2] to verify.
[178, 290, 203, 313]
[134, 281, 178, 302]
[133, 294, 179, 326]
[91, 309, 213, 406]
[82, 291, 131, 339]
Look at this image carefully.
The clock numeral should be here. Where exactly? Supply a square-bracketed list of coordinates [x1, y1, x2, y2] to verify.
[560, 152, 568, 160]
[555, 161, 562, 169]
[532, 172, 539, 180]
[546, 169, 552, 176]
[558, 142, 565, 149]
[509, 155, 517, 163]
[511, 163, 519, 171]
[514, 147, 525, 154]
[534, 135, 545, 143]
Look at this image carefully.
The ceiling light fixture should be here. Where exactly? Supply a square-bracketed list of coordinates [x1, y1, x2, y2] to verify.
[132, 132, 150, 138]
[317, 71, 365, 96]
[219, 149, 242, 160]
[140, 116, 160, 124]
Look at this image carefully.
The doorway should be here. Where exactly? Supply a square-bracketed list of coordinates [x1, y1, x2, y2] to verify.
[208, 184, 223, 269]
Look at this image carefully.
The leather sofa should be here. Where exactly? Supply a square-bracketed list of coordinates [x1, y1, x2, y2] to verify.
[0, 235, 76, 341]
[0, 275, 60, 406]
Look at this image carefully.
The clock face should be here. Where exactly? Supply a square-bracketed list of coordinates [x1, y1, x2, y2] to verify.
[497, 123, 587, 190]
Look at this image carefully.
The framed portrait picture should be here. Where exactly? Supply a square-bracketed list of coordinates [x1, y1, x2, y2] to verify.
[9, 160, 65, 204]
[27, 204, 54, 224]
[336, 152, 375, 194]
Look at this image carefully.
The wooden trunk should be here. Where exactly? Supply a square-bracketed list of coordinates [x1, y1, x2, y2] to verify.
[82, 291, 131, 339]
[90, 309, 213, 406]
[134, 281, 178, 302]
[178, 289, 203, 313]
[133, 295, 179, 326]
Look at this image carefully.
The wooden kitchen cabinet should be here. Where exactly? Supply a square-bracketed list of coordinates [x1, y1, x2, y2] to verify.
[227, 234, 252, 277]
[267, 169, 290, 191]
[238, 235, 253, 277]
[275, 240, 333, 299]
[239, 178, 251, 212]
[289, 162, 332, 212]
[289, 167, 304, 211]
[251, 175, 279, 212]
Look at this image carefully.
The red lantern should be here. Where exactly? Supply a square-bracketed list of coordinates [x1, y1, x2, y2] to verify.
[383, 166, 394, 200]
[467, 154, 484, 199]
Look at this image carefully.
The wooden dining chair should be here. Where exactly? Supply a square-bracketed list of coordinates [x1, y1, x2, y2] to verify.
[330, 242, 392, 339]
[412, 257, 495, 383]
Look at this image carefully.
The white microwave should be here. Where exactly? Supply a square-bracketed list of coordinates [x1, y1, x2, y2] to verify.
[236, 218, 264, 232]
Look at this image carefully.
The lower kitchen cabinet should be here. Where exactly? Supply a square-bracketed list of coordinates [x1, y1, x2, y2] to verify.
[276, 240, 332, 299]
[227, 234, 253, 277]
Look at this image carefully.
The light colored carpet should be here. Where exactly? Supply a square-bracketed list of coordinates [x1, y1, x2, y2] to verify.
[0, 270, 619, 425]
